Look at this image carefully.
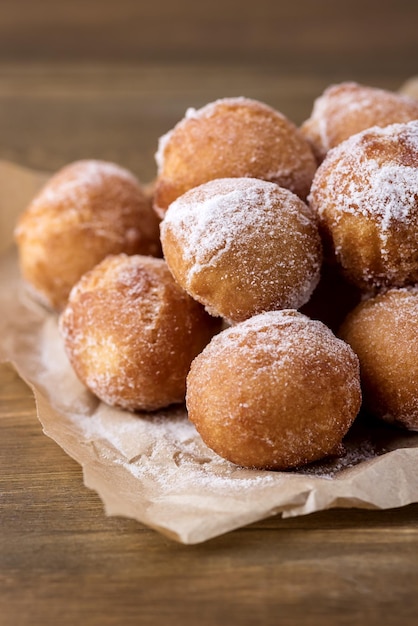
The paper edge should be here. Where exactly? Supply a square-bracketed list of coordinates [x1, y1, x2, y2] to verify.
[3, 356, 418, 544]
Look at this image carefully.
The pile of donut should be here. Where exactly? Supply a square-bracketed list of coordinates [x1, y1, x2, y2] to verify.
[15, 82, 418, 471]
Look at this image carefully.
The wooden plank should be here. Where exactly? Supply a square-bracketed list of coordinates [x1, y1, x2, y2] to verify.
[0, 0, 417, 78]
[1, 362, 418, 626]
[0, 63, 407, 181]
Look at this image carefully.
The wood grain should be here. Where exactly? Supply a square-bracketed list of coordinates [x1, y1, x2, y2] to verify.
[0, 63, 409, 182]
[0, 0, 417, 79]
[1, 363, 418, 626]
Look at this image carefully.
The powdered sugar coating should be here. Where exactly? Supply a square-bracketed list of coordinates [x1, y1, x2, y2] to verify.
[30, 160, 139, 213]
[155, 97, 280, 174]
[154, 97, 317, 216]
[15, 160, 161, 310]
[309, 121, 418, 290]
[301, 82, 418, 161]
[340, 287, 418, 431]
[161, 178, 322, 322]
[187, 310, 361, 470]
[198, 310, 359, 378]
[59, 254, 220, 411]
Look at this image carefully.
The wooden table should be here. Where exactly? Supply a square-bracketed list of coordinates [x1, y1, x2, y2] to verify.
[1, 4, 418, 621]
[2, 359, 418, 626]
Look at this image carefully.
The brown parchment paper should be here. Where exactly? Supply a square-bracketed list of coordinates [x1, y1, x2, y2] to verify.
[1, 160, 418, 545]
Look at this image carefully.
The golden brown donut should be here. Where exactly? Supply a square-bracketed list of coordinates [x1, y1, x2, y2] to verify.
[15, 160, 162, 311]
[187, 310, 361, 470]
[59, 254, 221, 411]
[301, 82, 418, 162]
[160, 178, 322, 323]
[309, 121, 418, 292]
[153, 97, 317, 217]
[340, 288, 418, 431]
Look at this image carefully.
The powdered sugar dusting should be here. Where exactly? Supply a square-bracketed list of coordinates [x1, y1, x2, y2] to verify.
[297, 424, 389, 478]
[313, 121, 418, 218]
[154, 96, 316, 203]
[28, 160, 139, 213]
[328, 159, 418, 233]
[14, 159, 155, 249]
[183, 96, 276, 122]
[302, 82, 418, 159]
[194, 309, 362, 423]
[341, 287, 418, 431]
[161, 178, 321, 317]
[187, 310, 361, 470]
[202, 310, 359, 383]
[59, 254, 201, 411]
[309, 121, 418, 285]
[155, 98, 267, 175]
[155, 130, 173, 173]
[40, 311, 412, 485]
[163, 178, 282, 266]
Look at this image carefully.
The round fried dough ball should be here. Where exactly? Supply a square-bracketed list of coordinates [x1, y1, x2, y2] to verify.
[301, 82, 418, 162]
[340, 288, 418, 431]
[59, 254, 221, 411]
[153, 97, 317, 217]
[15, 160, 162, 311]
[160, 178, 322, 323]
[309, 121, 418, 292]
[187, 310, 361, 470]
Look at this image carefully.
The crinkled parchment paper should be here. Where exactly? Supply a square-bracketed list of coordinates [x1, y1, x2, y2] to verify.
[1, 160, 418, 545]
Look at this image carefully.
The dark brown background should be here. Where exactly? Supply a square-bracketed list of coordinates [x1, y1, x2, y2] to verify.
[0, 0, 417, 180]
[1, 0, 417, 72]
[1, 2, 418, 625]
